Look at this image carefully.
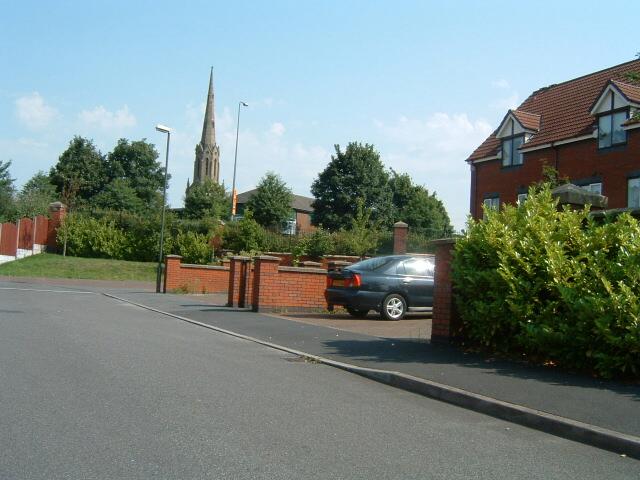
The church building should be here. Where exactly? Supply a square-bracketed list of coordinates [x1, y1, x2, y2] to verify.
[187, 68, 220, 191]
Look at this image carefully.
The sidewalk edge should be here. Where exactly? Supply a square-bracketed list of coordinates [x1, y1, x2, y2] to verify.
[103, 292, 640, 459]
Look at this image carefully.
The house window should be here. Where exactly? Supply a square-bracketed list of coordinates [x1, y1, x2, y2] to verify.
[483, 196, 499, 218]
[502, 135, 524, 167]
[517, 193, 528, 204]
[598, 110, 628, 148]
[628, 178, 640, 208]
[582, 183, 602, 195]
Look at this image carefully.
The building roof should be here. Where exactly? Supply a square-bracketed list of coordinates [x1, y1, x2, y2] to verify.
[236, 189, 315, 213]
[512, 110, 541, 131]
[468, 59, 640, 161]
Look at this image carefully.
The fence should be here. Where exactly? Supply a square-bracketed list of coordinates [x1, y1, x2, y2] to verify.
[0, 202, 66, 265]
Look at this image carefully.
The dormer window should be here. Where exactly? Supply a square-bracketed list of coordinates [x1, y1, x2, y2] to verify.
[502, 135, 524, 166]
[598, 110, 628, 148]
[495, 110, 541, 168]
[590, 80, 640, 149]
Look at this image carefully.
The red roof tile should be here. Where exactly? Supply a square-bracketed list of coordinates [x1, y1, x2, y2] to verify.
[612, 80, 640, 104]
[468, 59, 640, 161]
[512, 110, 541, 131]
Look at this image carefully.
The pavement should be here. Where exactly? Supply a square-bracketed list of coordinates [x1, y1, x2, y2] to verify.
[4, 283, 637, 479]
[3, 277, 640, 458]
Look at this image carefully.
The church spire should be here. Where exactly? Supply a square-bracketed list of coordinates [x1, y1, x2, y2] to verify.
[190, 67, 221, 189]
[200, 67, 216, 146]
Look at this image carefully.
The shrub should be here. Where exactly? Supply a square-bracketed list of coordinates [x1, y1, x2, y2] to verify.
[57, 213, 130, 259]
[221, 210, 266, 253]
[174, 230, 212, 264]
[452, 185, 640, 378]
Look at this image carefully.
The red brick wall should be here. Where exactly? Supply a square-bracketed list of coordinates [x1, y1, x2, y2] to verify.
[430, 239, 461, 343]
[164, 255, 230, 294]
[296, 211, 315, 233]
[252, 256, 327, 311]
[472, 130, 640, 218]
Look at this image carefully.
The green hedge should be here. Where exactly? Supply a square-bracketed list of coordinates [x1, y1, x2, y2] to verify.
[452, 186, 640, 378]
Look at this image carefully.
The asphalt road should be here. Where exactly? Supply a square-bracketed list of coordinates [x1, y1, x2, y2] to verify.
[1, 283, 638, 479]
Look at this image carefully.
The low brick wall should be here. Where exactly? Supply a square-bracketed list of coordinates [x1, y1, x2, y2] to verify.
[254, 261, 328, 311]
[164, 255, 229, 294]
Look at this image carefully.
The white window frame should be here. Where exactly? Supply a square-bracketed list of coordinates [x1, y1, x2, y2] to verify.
[628, 178, 640, 208]
[483, 197, 499, 218]
[517, 193, 528, 204]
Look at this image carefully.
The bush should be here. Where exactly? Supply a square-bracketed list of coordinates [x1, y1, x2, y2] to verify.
[452, 186, 640, 378]
[221, 211, 266, 253]
[174, 230, 212, 264]
[57, 213, 130, 259]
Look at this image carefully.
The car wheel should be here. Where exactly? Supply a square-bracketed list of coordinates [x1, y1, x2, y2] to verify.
[381, 294, 406, 321]
[346, 307, 369, 318]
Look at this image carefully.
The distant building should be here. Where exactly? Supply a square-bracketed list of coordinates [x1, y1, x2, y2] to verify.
[467, 59, 640, 219]
[187, 68, 220, 192]
[235, 189, 315, 234]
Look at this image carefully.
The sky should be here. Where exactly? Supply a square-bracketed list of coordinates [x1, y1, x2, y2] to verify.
[1, 0, 639, 230]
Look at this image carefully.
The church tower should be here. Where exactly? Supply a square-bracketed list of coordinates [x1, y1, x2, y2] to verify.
[191, 68, 220, 187]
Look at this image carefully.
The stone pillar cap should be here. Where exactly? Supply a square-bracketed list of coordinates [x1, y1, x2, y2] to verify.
[393, 221, 408, 228]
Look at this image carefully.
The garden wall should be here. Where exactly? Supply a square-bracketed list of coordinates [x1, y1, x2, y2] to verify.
[164, 255, 230, 294]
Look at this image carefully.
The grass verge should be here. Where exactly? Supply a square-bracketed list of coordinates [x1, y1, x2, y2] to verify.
[0, 253, 156, 282]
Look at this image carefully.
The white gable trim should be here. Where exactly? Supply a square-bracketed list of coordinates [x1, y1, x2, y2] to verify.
[496, 113, 531, 138]
[590, 84, 639, 115]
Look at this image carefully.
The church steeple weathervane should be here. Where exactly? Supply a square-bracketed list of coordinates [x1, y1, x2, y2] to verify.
[190, 67, 220, 189]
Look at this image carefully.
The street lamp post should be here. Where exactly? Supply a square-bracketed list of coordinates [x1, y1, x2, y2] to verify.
[155, 124, 171, 293]
[231, 101, 248, 218]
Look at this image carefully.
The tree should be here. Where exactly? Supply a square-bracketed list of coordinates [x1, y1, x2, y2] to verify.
[184, 179, 229, 220]
[15, 171, 57, 218]
[311, 143, 393, 230]
[50, 136, 107, 204]
[246, 172, 293, 229]
[0, 160, 16, 221]
[106, 138, 166, 207]
[93, 178, 145, 213]
[388, 170, 453, 238]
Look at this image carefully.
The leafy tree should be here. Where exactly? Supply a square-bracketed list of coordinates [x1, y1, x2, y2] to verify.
[333, 199, 381, 256]
[0, 160, 16, 221]
[93, 178, 146, 213]
[50, 136, 107, 204]
[15, 171, 57, 218]
[106, 138, 166, 207]
[311, 143, 393, 230]
[184, 179, 229, 220]
[246, 172, 293, 229]
[389, 171, 453, 238]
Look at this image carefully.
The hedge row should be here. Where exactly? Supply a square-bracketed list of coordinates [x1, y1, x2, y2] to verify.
[452, 186, 640, 378]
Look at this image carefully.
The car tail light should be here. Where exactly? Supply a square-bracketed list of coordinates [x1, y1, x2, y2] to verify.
[344, 273, 361, 288]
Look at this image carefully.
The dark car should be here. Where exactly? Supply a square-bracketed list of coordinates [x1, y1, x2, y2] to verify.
[325, 255, 435, 321]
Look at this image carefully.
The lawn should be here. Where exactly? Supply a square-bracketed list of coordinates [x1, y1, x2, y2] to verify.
[0, 253, 156, 282]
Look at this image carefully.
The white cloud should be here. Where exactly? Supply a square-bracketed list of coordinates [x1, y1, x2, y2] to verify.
[374, 113, 493, 231]
[78, 105, 137, 130]
[270, 122, 286, 136]
[15, 92, 57, 129]
[491, 79, 510, 89]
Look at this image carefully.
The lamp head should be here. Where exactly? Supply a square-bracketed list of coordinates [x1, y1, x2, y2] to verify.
[155, 124, 171, 133]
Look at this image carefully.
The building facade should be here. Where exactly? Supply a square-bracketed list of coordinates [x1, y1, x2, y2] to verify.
[188, 68, 221, 191]
[467, 59, 640, 219]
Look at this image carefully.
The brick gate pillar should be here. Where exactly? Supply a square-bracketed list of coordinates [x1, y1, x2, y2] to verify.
[252, 256, 280, 312]
[430, 238, 461, 343]
[47, 202, 67, 252]
[163, 255, 183, 293]
[393, 221, 408, 254]
[228, 256, 250, 308]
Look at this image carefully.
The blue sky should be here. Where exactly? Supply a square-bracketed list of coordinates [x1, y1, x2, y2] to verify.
[1, 0, 639, 230]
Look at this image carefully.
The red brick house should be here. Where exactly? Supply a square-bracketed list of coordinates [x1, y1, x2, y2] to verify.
[467, 59, 640, 219]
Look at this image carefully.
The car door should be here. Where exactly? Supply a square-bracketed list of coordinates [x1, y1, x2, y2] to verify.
[396, 257, 435, 307]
